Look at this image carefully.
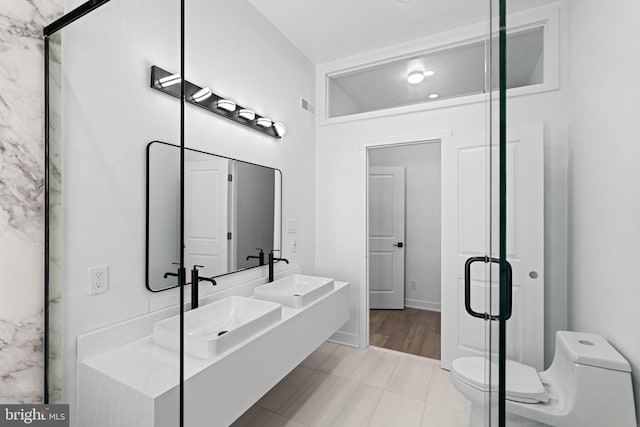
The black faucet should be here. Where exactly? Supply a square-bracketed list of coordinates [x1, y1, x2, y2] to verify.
[268, 250, 289, 283]
[246, 248, 265, 266]
[164, 262, 182, 279]
[191, 265, 216, 310]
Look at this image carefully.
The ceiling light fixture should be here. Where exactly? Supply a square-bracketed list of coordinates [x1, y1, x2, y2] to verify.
[256, 118, 273, 128]
[192, 87, 212, 102]
[428, 93, 440, 99]
[216, 99, 236, 112]
[423, 70, 435, 77]
[238, 109, 256, 120]
[407, 71, 425, 84]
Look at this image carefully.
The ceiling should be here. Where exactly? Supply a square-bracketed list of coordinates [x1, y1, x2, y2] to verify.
[248, 0, 557, 64]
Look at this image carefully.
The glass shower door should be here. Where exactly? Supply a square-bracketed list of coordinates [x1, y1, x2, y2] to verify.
[500, 1, 640, 426]
[44, 0, 184, 425]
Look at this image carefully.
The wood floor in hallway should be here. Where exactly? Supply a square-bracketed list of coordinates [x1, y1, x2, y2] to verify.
[370, 308, 441, 360]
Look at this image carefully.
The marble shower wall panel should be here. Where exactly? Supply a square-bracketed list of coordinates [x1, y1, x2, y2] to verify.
[0, 0, 63, 404]
[47, 31, 63, 403]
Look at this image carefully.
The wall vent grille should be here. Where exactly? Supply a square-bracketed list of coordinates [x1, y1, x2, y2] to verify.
[300, 97, 315, 115]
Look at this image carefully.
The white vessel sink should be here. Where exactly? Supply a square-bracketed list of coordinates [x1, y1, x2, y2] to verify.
[254, 274, 335, 308]
[153, 296, 282, 359]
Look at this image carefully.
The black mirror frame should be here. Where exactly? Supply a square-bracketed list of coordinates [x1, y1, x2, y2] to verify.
[145, 140, 283, 292]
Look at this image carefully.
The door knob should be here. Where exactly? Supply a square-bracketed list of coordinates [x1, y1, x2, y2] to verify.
[393, 242, 404, 248]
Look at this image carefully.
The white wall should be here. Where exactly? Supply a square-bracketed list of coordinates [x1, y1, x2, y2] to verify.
[317, 104, 484, 347]
[58, 0, 315, 418]
[369, 143, 442, 311]
[185, 0, 316, 271]
[565, 0, 640, 418]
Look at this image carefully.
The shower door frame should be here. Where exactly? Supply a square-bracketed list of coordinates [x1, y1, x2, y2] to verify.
[43, 2, 188, 426]
[497, 0, 508, 425]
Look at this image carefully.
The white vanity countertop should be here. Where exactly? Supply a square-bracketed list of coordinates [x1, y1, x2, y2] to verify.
[80, 281, 349, 398]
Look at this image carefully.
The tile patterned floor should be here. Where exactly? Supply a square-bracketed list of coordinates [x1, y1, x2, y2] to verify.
[231, 343, 470, 427]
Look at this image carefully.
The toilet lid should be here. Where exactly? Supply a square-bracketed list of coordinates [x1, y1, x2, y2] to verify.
[452, 357, 549, 404]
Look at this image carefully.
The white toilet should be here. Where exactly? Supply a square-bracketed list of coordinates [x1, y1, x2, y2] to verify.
[451, 331, 637, 426]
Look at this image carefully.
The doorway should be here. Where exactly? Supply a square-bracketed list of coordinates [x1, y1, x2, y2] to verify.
[367, 140, 442, 360]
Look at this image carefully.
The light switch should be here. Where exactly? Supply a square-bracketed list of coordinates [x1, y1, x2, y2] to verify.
[287, 219, 298, 233]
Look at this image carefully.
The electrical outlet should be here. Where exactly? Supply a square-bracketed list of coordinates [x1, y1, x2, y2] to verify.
[410, 280, 417, 290]
[292, 238, 298, 252]
[90, 266, 109, 295]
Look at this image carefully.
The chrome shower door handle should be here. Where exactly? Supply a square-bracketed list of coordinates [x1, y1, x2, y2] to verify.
[464, 256, 513, 321]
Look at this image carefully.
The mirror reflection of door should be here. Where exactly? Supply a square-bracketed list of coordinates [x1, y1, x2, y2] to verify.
[368, 166, 406, 309]
[184, 155, 230, 279]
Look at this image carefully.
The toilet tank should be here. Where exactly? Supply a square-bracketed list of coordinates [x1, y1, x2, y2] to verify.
[543, 331, 636, 426]
[555, 331, 631, 372]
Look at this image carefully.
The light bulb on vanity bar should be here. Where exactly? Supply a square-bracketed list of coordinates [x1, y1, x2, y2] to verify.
[216, 99, 237, 112]
[192, 87, 212, 102]
[238, 109, 255, 120]
[158, 74, 181, 88]
[256, 117, 273, 128]
[273, 122, 286, 137]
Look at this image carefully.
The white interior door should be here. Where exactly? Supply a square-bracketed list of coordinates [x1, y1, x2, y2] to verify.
[368, 166, 406, 309]
[185, 158, 229, 278]
[441, 123, 544, 370]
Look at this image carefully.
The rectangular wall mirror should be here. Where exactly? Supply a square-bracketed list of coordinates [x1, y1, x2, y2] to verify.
[146, 141, 282, 292]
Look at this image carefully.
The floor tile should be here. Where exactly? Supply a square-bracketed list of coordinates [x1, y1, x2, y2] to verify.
[264, 413, 308, 427]
[314, 378, 383, 427]
[421, 403, 470, 427]
[386, 355, 436, 401]
[257, 366, 315, 413]
[426, 368, 471, 413]
[230, 405, 274, 427]
[299, 341, 339, 370]
[278, 371, 345, 424]
[368, 391, 425, 427]
[317, 345, 367, 378]
[350, 347, 400, 389]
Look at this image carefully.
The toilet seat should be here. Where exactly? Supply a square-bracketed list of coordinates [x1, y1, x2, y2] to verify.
[452, 357, 549, 404]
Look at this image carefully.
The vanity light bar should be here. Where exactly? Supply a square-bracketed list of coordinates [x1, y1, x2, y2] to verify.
[150, 65, 285, 139]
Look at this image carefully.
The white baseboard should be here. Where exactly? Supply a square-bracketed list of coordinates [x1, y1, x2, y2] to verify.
[404, 298, 441, 312]
[328, 330, 360, 347]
